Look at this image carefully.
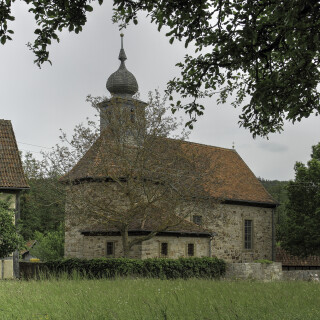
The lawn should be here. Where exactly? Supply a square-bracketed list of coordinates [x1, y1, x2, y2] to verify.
[0, 277, 319, 319]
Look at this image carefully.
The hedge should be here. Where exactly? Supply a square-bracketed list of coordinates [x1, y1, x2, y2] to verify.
[20, 257, 226, 280]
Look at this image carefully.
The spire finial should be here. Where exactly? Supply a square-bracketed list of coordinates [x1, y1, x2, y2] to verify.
[120, 33, 124, 49]
[119, 33, 127, 62]
[106, 33, 138, 97]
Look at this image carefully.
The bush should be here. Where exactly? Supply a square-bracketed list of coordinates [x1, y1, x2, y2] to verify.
[0, 199, 23, 258]
[29, 225, 64, 261]
[21, 257, 226, 280]
[254, 259, 273, 264]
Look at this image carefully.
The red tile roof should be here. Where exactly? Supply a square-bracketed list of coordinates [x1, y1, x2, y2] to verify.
[0, 120, 29, 189]
[180, 141, 276, 205]
[20, 240, 37, 255]
[61, 131, 276, 206]
[276, 248, 320, 267]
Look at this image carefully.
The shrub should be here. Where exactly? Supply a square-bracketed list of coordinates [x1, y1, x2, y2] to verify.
[0, 199, 23, 258]
[21, 257, 226, 280]
[254, 259, 273, 264]
[29, 225, 64, 261]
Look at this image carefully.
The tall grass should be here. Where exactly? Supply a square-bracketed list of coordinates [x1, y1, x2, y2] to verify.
[0, 277, 319, 319]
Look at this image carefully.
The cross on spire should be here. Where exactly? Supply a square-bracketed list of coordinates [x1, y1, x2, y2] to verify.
[118, 33, 127, 62]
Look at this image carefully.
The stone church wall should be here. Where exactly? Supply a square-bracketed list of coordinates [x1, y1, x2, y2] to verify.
[65, 233, 210, 259]
[64, 186, 273, 262]
[141, 236, 210, 259]
[209, 204, 273, 262]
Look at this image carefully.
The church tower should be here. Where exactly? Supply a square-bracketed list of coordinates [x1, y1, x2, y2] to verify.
[99, 34, 147, 137]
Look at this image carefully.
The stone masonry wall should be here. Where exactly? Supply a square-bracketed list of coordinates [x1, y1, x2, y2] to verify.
[81, 236, 142, 259]
[224, 262, 282, 281]
[282, 270, 320, 281]
[141, 236, 210, 259]
[64, 184, 273, 262]
[66, 233, 210, 259]
[208, 204, 273, 263]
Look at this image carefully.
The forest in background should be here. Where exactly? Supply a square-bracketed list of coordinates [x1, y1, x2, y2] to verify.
[259, 178, 289, 243]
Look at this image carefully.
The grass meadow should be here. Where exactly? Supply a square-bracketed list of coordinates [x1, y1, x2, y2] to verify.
[0, 277, 319, 320]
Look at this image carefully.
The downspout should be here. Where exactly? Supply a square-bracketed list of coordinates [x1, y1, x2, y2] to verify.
[272, 208, 275, 261]
[13, 192, 21, 279]
[1, 260, 4, 279]
[209, 232, 217, 258]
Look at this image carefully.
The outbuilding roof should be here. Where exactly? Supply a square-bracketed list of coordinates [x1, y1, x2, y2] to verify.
[276, 248, 320, 267]
[61, 131, 276, 207]
[0, 120, 29, 190]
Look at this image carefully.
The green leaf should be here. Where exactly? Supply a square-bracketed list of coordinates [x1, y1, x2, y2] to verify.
[85, 5, 93, 12]
[1, 36, 6, 45]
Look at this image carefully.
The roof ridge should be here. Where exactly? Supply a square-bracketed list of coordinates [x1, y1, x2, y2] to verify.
[168, 137, 235, 152]
[0, 119, 11, 124]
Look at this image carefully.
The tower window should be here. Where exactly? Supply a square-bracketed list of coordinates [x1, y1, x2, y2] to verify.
[193, 215, 202, 225]
[130, 108, 135, 123]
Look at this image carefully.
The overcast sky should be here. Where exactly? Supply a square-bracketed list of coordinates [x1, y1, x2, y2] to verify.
[1, 1, 319, 181]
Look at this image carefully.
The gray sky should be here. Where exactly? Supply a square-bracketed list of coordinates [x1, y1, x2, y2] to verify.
[1, 1, 319, 181]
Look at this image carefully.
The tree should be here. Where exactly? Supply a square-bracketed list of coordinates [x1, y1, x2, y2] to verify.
[20, 152, 66, 240]
[113, 0, 320, 137]
[0, 199, 22, 259]
[29, 225, 64, 261]
[2, 1, 319, 136]
[19, 118, 99, 240]
[283, 142, 320, 257]
[61, 92, 217, 257]
[2, 2, 319, 137]
[259, 178, 289, 243]
[0, 0, 103, 66]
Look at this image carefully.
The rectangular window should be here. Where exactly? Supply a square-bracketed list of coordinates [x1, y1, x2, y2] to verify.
[161, 242, 168, 257]
[187, 243, 195, 257]
[193, 215, 202, 225]
[244, 220, 253, 249]
[106, 242, 114, 256]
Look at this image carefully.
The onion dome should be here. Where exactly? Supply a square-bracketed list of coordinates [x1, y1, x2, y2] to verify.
[106, 34, 138, 97]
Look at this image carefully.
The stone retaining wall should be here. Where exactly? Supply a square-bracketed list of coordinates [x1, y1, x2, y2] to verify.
[282, 270, 320, 281]
[224, 262, 282, 281]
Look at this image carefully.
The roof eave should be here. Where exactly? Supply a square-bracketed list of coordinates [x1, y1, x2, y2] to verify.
[222, 198, 278, 208]
[81, 229, 212, 238]
[0, 186, 30, 191]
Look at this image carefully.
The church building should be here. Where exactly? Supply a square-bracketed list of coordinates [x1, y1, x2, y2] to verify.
[63, 35, 277, 263]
